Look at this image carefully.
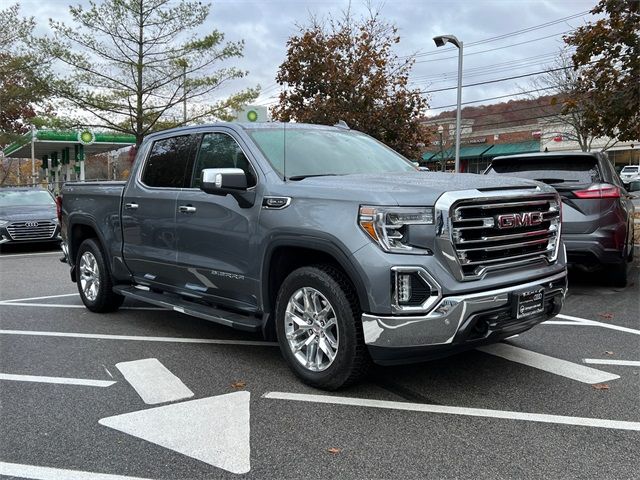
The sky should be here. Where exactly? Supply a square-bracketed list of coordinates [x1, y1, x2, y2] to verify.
[20, 0, 601, 118]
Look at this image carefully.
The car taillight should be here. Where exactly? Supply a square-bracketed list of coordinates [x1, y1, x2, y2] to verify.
[573, 184, 620, 199]
[56, 195, 63, 222]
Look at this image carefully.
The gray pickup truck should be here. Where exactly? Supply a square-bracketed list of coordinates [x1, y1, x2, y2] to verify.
[61, 122, 567, 389]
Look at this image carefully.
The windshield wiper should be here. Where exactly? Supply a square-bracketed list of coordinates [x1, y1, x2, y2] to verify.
[287, 174, 342, 181]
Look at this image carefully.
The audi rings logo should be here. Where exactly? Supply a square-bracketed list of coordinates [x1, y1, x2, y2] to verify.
[25, 221, 39, 227]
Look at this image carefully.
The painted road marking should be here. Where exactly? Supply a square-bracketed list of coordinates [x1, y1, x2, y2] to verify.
[0, 461, 153, 480]
[556, 314, 640, 336]
[0, 251, 61, 258]
[116, 358, 194, 405]
[0, 329, 277, 346]
[583, 359, 640, 367]
[263, 392, 640, 432]
[0, 293, 79, 303]
[476, 343, 619, 384]
[100, 391, 251, 474]
[0, 373, 115, 387]
[0, 301, 165, 311]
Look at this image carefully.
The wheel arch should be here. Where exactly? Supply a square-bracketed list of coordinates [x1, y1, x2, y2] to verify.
[261, 236, 369, 340]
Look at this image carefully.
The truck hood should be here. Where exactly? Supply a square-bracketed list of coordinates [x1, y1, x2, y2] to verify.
[289, 172, 547, 205]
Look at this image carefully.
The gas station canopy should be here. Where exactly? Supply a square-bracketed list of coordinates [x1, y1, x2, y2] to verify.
[2, 129, 136, 159]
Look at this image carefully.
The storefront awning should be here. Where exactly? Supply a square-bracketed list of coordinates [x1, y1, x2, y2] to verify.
[483, 140, 540, 157]
[458, 144, 493, 158]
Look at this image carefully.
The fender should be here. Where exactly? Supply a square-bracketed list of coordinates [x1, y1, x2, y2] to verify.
[260, 230, 371, 314]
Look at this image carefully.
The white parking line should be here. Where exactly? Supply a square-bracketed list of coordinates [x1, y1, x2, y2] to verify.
[0, 293, 78, 303]
[116, 358, 194, 404]
[0, 302, 166, 310]
[0, 461, 153, 480]
[476, 343, 620, 384]
[0, 251, 61, 259]
[0, 329, 278, 346]
[583, 359, 640, 367]
[263, 392, 640, 432]
[556, 314, 640, 336]
[0, 373, 115, 387]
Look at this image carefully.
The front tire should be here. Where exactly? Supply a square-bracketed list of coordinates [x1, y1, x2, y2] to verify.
[275, 265, 370, 390]
[76, 238, 124, 312]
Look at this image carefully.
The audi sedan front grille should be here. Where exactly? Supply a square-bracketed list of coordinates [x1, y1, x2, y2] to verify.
[7, 221, 57, 241]
[450, 195, 561, 279]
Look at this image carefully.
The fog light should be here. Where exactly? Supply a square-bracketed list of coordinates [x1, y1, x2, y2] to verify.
[397, 273, 411, 303]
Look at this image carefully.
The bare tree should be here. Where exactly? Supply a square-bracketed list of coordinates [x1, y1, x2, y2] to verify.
[529, 49, 617, 152]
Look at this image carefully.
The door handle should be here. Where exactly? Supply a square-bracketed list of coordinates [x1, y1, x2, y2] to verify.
[178, 205, 197, 214]
[124, 202, 139, 210]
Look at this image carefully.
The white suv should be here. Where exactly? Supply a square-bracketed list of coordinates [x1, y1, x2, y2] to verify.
[620, 165, 640, 184]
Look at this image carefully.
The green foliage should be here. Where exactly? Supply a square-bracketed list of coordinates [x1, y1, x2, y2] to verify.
[272, 9, 429, 159]
[564, 0, 640, 141]
[0, 3, 51, 147]
[38, 0, 259, 146]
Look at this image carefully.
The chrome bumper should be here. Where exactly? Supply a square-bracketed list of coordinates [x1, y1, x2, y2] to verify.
[362, 271, 567, 349]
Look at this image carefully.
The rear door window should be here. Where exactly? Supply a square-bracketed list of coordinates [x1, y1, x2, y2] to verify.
[142, 135, 196, 188]
[486, 156, 601, 184]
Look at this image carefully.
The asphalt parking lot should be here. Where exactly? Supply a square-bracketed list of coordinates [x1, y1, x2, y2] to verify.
[1, 244, 638, 480]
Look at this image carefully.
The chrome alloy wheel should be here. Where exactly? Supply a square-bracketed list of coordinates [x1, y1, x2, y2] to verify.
[79, 251, 100, 302]
[285, 287, 339, 372]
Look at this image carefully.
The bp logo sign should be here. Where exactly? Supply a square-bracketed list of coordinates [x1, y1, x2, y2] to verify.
[78, 129, 96, 145]
[246, 110, 259, 122]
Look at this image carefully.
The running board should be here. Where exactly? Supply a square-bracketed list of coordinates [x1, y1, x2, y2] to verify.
[113, 286, 262, 332]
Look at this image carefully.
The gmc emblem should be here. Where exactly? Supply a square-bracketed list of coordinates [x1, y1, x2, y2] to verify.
[25, 221, 39, 227]
[496, 211, 544, 229]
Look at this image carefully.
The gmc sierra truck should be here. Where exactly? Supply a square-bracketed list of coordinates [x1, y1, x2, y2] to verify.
[61, 122, 567, 389]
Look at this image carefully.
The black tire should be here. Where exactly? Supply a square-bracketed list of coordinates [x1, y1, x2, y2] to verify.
[76, 238, 124, 312]
[275, 265, 371, 390]
[608, 260, 628, 288]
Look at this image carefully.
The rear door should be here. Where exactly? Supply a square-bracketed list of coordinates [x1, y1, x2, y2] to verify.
[122, 134, 197, 288]
[174, 129, 262, 312]
[486, 155, 603, 234]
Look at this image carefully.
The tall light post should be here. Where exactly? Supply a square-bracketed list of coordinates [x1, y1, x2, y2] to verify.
[433, 34, 463, 174]
[437, 125, 445, 172]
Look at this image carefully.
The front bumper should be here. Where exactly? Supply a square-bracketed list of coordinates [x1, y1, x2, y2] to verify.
[362, 271, 567, 365]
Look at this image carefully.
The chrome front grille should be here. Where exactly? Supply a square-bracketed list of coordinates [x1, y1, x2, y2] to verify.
[450, 195, 561, 279]
[7, 221, 56, 241]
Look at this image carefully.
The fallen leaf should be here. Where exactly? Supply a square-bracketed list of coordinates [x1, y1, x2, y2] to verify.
[327, 447, 342, 455]
[231, 381, 246, 389]
[604, 351, 614, 356]
[592, 383, 610, 390]
[598, 312, 614, 320]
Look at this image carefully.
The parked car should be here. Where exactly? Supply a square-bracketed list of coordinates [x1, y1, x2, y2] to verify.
[627, 180, 640, 199]
[0, 187, 61, 247]
[619, 165, 640, 185]
[61, 122, 567, 389]
[484, 152, 635, 286]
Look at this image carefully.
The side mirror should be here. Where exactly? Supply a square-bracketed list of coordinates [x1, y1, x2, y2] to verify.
[200, 168, 255, 208]
[201, 168, 248, 194]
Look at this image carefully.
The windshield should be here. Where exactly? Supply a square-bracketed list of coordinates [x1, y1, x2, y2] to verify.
[621, 166, 638, 173]
[0, 190, 55, 207]
[486, 157, 601, 184]
[246, 127, 416, 178]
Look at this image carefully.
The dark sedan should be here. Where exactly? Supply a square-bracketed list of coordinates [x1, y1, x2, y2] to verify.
[484, 152, 635, 286]
[0, 188, 61, 246]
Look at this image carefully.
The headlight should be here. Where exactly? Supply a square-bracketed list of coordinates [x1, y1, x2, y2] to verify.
[359, 206, 434, 254]
[0, 220, 8, 227]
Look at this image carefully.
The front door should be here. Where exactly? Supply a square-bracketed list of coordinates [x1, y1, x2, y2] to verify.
[175, 130, 262, 312]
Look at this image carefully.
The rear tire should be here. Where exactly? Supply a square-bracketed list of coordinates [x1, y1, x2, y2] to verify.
[76, 238, 124, 312]
[608, 260, 628, 288]
[275, 265, 371, 390]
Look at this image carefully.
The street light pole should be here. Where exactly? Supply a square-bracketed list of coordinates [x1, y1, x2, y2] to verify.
[433, 34, 463, 174]
[437, 125, 445, 172]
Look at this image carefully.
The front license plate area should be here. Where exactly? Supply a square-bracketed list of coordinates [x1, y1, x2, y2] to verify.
[515, 288, 544, 319]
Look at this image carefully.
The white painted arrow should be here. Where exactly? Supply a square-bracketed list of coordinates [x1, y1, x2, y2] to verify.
[99, 391, 250, 474]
